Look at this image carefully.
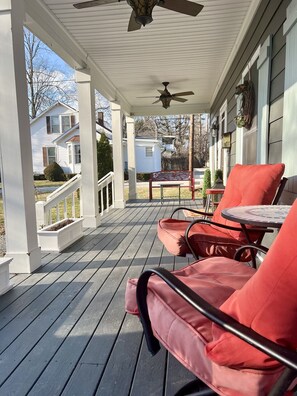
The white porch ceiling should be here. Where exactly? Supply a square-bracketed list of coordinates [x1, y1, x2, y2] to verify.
[25, 0, 261, 116]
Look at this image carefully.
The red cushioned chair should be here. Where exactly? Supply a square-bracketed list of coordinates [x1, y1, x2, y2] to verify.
[158, 164, 286, 264]
[125, 199, 297, 396]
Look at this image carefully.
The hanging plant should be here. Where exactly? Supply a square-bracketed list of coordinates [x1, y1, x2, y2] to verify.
[234, 80, 255, 129]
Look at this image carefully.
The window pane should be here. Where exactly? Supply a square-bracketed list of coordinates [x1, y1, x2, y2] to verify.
[47, 147, 56, 164]
[145, 147, 153, 157]
[51, 116, 60, 133]
[61, 116, 71, 133]
[75, 145, 81, 164]
[68, 145, 72, 164]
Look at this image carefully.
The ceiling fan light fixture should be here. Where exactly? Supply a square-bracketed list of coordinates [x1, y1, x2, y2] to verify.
[161, 96, 171, 109]
[127, 0, 158, 26]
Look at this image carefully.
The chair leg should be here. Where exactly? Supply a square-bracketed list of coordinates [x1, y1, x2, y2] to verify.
[175, 378, 217, 396]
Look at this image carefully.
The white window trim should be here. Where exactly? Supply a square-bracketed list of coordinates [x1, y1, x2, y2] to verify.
[219, 100, 228, 184]
[47, 146, 56, 164]
[236, 45, 261, 165]
[257, 35, 272, 164]
[49, 114, 73, 134]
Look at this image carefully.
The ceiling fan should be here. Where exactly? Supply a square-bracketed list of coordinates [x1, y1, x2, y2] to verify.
[73, 0, 204, 32]
[138, 82, 194, 109]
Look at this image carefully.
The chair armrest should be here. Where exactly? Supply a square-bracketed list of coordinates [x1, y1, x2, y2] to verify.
[170, 207, 213, 219]
[136, 267, 297, 374]
[184, 219, 273, 259]
[234, 244, 269, 261]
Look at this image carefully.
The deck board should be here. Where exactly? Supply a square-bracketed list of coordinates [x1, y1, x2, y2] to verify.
[0, 198, 201, 396]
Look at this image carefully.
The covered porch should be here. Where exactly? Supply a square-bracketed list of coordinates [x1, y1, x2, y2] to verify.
[1, 0, 297, 394]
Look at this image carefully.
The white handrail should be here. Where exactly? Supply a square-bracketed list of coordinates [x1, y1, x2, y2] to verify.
[97, 171, 114, 216]
[36, 175, 81, 228]
[36, 172, 115, 228]
[46, 174, 81, 201]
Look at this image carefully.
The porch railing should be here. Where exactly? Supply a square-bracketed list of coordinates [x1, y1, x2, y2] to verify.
[35, 174, 82, 229]
[35, 171, 115, 229]
[98, 171, 114, 216]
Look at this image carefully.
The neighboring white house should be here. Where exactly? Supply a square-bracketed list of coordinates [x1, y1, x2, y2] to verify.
[31, 102, 78, 174]
[123, 137, 163, 173]
[30, 102, 162, 175]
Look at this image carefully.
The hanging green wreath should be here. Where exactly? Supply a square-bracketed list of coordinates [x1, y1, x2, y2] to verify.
[234, 80, 255, 129]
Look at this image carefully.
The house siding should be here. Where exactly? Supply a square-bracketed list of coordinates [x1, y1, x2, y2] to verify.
[210, 0, 291, 199]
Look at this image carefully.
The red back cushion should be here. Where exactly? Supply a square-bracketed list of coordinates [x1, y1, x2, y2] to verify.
[212, 163, 285, 239]
[206, 199, 297, 369]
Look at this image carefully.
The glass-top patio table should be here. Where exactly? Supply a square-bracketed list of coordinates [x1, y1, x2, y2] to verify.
[221, 205, 291, 229]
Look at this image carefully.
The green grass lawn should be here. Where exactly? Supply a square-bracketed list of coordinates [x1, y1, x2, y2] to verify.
[124, 184, 201, 201]
[0, 182, 201, 229]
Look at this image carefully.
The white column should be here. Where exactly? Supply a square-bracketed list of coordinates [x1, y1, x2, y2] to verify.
[235, 81, 244, 164]
[209, 135, 215, 184]
[76, 69, 100, 228]
[111, 103, 125, 208]
[282, 0, 297, 178]
[126, 116, 137, 200]
[0, 0, 41, 273]
[257, 35, 272, 164]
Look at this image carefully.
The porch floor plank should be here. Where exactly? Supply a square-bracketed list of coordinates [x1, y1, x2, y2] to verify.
[0, 198, 201, 396]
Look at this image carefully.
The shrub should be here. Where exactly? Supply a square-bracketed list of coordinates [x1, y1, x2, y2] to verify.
[214, 169, 223, 183]
[202, 168, 211, 202]
[33, 173, 46, 180]
[44, 162, 66, 182]
[137, 173, 150, 182]
[97, 133, 113, 180]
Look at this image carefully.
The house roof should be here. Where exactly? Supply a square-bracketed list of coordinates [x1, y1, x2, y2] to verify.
[67, 135, 80, 143]
[30, 101, 77, 125]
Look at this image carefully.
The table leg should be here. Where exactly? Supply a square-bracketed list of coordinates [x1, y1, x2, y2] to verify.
[160, 185, 164, 204]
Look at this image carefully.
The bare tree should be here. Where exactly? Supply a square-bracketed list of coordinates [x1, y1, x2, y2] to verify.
[135, 116, 158, 138]
[193, 114, 209, 167]
[24, 29, 76, 119]
[153, 115, 190, 155]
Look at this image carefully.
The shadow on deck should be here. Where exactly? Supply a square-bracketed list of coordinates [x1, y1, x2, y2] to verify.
[0, 198, 201, 396]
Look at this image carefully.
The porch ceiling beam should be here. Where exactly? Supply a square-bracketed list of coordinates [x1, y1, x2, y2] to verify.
[24, 0, 131, 114]
[130, 103, 210, 117]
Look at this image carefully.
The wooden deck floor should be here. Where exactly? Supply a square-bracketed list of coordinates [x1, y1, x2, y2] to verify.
[0, 198, 201, 396]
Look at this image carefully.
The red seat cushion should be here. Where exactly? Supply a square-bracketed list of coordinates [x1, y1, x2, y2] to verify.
[158, 163, 285, 258]
[125, 259, 289, 395]
[158, 219, 250, 259]
[206, 200, 297, 369]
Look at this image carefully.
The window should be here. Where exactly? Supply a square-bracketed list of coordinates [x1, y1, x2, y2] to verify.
[46, 114, 75, 134]
[68, 145, 72, 164]
[74, 145, 81, 164]
[50, 116, 60, 134]
[47, 147, 56, 164]
[61, 115, 71, 133]
[145, 147, 153, 157]
[43, 146, 56, 166]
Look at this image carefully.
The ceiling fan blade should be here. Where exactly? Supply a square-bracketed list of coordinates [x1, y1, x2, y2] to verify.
[137, 96, 159, 98]
[128, 10, 142, 31]
[73, 0, 118, 9]
[158, 0, 203, 16]
[172, 97, 188, 103]
[157, 89, 165, 94]
[152, 99, 161, 104]
[172, 91, 194, 96]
